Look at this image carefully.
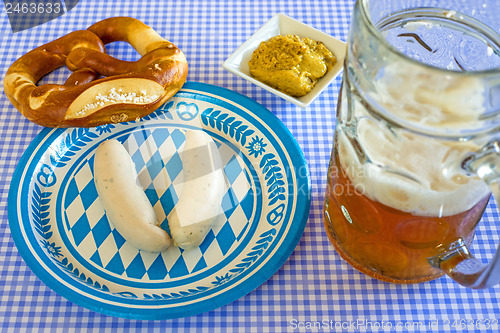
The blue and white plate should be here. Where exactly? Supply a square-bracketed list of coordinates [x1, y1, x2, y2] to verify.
[8, 82, 311, 320]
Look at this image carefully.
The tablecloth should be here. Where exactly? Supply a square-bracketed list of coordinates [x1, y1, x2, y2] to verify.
[0, 0, 498, 331]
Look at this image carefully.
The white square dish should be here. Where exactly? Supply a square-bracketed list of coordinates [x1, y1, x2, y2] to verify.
[223, 13, 347, 108]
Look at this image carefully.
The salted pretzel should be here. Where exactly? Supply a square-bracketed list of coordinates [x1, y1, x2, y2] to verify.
[4, 17, 188, 127]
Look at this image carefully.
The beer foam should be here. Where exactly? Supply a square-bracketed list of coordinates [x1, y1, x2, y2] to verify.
[338, 125, 489, 216]
[371, 60, 485, 128]
[337, 60, 490, 216]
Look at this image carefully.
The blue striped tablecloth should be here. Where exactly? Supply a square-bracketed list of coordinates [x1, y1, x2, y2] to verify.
[0, 0, 498, 331]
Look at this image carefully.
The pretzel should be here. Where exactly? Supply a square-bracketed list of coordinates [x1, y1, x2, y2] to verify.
[4, 17, 188, 127]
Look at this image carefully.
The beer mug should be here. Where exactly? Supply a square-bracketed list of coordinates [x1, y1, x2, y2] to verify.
[323, 0, 500, 288]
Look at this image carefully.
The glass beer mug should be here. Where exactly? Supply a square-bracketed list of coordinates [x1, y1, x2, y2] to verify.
[323, 0, 500, 287]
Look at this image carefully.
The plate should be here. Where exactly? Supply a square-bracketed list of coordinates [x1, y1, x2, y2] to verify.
[8, 82, 311, 320]
[223, 13, 347, 108]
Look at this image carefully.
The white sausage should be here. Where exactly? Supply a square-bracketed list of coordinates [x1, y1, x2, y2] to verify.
[93, 139, 171, 252]
[168, 130, 226, 250]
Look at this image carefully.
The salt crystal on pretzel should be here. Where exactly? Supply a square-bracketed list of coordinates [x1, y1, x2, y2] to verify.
[3, 17, 188, 128]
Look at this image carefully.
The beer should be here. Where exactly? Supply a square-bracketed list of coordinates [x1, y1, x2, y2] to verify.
[324, 135, 490, 283]
[323, 59, 492, 283]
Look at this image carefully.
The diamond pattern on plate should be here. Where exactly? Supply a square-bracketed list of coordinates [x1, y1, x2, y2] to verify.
[64, 127, 254, 280]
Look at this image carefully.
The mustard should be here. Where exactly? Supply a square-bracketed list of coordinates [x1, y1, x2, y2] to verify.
[249, 34, 336, 97]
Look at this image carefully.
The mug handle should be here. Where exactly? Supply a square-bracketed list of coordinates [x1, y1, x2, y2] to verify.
[428, 140, 500, 289]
